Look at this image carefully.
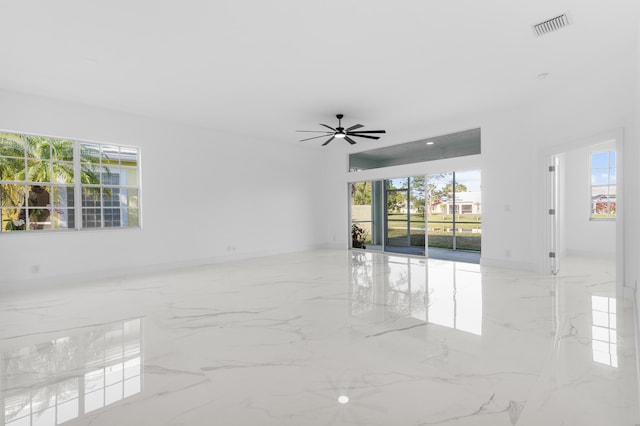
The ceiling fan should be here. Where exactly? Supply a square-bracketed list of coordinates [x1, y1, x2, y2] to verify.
[297, 114, 386, 146]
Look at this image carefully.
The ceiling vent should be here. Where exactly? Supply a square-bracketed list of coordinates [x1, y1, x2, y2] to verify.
[532, 13, 571, 37]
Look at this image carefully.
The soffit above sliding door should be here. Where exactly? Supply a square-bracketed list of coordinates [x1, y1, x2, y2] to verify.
[350, 128, 481, 171]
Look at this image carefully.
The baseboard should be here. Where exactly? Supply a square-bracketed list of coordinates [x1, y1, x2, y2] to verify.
[565, 248, 616, 260]
[0, 259, 206, 295]
[317, 242, 346, 250]
[206, 244, 325, 264]
[480, 257, 538, 272]
[0, 244, 327, 295]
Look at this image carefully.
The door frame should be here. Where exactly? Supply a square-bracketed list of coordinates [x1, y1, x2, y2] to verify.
[538, 128, 624, 297]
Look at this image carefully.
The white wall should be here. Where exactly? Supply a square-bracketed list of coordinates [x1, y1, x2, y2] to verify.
[2, 50, 638, 300]
[633, 11, 640, 391]
[324, 52, 637, 283]
[562, 141, 616, 259]
[485, 79, 634, 274]
[0, 90, 327, 292]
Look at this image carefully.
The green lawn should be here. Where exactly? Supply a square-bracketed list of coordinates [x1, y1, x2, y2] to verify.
[386, 231, 481, 251]
[591, 214, 616, 220]
[355, 213, 481, 251]
[381, 213, 482, 251]
[426, 234, 481, 251]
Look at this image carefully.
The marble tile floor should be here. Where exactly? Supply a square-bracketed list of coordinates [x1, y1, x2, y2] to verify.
[0, 250, 638, 426]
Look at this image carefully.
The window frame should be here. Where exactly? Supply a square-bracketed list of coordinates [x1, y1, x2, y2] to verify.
[0, 130, 141, 233]
[589, 150, 616, 221]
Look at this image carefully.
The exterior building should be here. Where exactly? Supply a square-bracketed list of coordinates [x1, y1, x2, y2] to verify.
[430, 192, 482, 215]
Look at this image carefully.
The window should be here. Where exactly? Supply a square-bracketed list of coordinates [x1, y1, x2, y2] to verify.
[0, 131, 140, 232]
[80, 143, 140, 229]
[590, 150, 616, 220]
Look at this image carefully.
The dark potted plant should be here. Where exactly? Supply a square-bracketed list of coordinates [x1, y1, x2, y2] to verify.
[351, 223, 367, 249]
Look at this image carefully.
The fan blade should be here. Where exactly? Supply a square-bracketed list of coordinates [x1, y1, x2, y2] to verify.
[344, 136, 357, 145]
[296, 130, 334, 134]
[349, 130, 386, 134]
[300, 134, 335, 142]
[319, 123, 336, 131]
[346, 124, 364, 131]
[347, 133, 380, 140]
[321, 136, 335, 146]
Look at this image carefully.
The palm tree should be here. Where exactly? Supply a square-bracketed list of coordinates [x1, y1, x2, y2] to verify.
[1, 134, 29, 213]
[1, 133, 106, 231]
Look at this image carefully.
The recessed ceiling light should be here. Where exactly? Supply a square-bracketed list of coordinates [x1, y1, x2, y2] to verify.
[338, 395, 349, 404]
[426, 141, 435, 145]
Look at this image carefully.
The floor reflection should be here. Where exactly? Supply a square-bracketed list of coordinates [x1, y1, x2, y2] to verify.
[349, 252, 482, 335]
[0, 251, 636, 425]
[591, 295, 617, 368]
[1, 318, 143, 426]
[428, 260, 482, 335]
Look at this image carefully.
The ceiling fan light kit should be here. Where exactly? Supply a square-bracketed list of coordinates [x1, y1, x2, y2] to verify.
[297, 114, 386, 146]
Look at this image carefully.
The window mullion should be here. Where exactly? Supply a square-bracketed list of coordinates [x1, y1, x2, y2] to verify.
[99, 187, 104, 229]
[74, 141, 82, 230]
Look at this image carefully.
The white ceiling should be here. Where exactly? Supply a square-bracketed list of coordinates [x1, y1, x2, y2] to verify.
[1, 1, 638, 146]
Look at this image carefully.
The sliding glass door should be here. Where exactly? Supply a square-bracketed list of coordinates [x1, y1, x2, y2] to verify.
[351, 181, 383, 251]
[384, 176, 426, 255]
[427, 170, 481, 252]
[409, 176, 426, 251]
[426, 173, 454, 249]
[454, 170, 482, 251]
[350, 171, 478, 257]
[385, 178, 409, 248]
